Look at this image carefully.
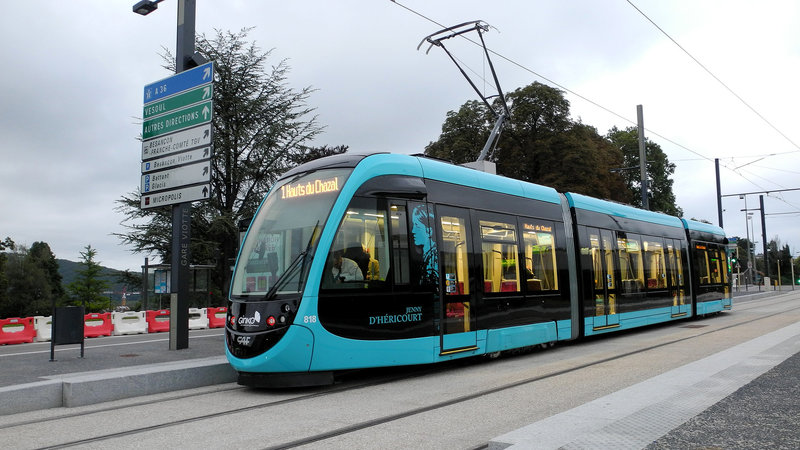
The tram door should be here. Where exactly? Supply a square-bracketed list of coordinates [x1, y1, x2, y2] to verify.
[437, 206, 478, 354]
[590, 228, 619, 329]
[666, 239, 687, 316]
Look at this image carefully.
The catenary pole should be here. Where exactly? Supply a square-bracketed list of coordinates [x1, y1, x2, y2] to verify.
[637, 105, 649, 210]
[715, 158, 723, 227]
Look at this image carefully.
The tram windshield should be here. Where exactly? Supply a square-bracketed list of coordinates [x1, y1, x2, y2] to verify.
[231, 168, 351, 299]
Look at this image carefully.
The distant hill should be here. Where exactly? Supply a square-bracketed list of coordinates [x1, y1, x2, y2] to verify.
[57, 259, 141, 304]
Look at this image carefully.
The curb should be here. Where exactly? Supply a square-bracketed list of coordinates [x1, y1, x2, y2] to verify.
[0, 356, 236, 416]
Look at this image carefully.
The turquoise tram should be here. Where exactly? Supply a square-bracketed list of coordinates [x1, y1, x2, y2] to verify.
[226, 153, 731, 386]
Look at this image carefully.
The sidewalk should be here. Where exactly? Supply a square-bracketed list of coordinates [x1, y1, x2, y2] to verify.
[0, 331, 233, 415]
[490, 320, 800, 449]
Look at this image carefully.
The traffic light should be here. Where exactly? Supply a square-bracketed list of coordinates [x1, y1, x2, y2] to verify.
[731, 256, 737, 264]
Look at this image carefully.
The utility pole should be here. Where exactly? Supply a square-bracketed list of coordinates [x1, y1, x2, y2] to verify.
[637, 105, 649, 210]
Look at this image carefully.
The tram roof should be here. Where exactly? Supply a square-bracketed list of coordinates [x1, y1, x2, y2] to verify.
[565, 192, 685, 229]
[345, 153, 562, 204]
[681, 218, 726, 237]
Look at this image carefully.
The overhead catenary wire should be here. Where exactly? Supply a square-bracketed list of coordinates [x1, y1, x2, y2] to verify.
[390, 0, 798, 194]
[626, 0, 800, 154]
[390, 0, 714, 164]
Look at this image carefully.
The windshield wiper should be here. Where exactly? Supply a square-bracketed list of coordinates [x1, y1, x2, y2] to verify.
[263, 221, 320, 301]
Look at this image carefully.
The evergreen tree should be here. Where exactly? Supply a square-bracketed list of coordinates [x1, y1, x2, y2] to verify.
[116, 28, 346, 301]
[0, 237, 13, 317]
[67, 245, 111, 312]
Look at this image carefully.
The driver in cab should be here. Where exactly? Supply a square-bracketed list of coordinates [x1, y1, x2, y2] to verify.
[332, 250, 364, 282]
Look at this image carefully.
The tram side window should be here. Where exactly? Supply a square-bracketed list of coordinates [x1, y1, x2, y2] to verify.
[666, 240, 685, 288]
[642, 237, 667, 289]
[695, 243, 715, 286]
[390, 203, 410, 285]
[589, 232, 602, 291]
[322, 199, 391, 289]
[717, 246, 729, 284]
[480, 219, 520, 293]
[709, 247, 723, 284]
[696, 243, 727, 286]
[617, 233, 644, 294]
[666, 239, 686, 304]
[520, 220, 558, 291]
[440, 214, 470, 296]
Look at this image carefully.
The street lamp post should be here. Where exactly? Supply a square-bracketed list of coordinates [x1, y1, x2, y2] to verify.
[742, 196, 751, 290]
[132, 0, 164, 15]
[747, 213, 759, 292]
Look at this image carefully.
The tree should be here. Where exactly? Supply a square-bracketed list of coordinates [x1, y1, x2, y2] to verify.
[28, 242, 65, 304]
[0, 241, 64, 318]
[733, 236, 759, 285]
[766, 237, 792, 284]
[116, 28, 346, 301]
[67, 245, 111, 312]
[606, 126, 683, 217]
[0, 237, 13, 316]
[424, 100, 492, 163]
[793, 252, 800, 286]
[425, 82, 631, 202]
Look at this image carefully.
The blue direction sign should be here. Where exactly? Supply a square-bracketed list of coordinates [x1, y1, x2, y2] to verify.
[141, 62, 214, 209]
[143, 62, 213, 105]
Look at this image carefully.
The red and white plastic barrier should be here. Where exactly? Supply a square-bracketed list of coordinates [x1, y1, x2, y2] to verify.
[1, 306, 230, 344]
[188, 308, 209, 330]
[111, 311, 148, 335]
[146, 309, 170, 333]
[84, 312, 113, 338]
[0, 317, 37, 345]
[207, 306, 227, 328]
[34, 315, 52, 342]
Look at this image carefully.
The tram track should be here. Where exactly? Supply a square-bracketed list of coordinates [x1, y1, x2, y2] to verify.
[23, 294, 800, 449]
[30, 363, 451, 449]
[270, 300, 800, 449]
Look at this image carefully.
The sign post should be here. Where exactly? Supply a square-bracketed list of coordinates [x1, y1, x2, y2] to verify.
[138, 0, 209, 350]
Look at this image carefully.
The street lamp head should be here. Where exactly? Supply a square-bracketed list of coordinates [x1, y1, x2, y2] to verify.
[132, 0, 162, 16]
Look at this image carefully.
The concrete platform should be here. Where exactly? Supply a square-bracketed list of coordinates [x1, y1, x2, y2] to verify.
[0, 356, 235, 415]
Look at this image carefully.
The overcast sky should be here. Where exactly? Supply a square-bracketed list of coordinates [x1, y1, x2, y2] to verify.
[1, 0, 798, 272]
